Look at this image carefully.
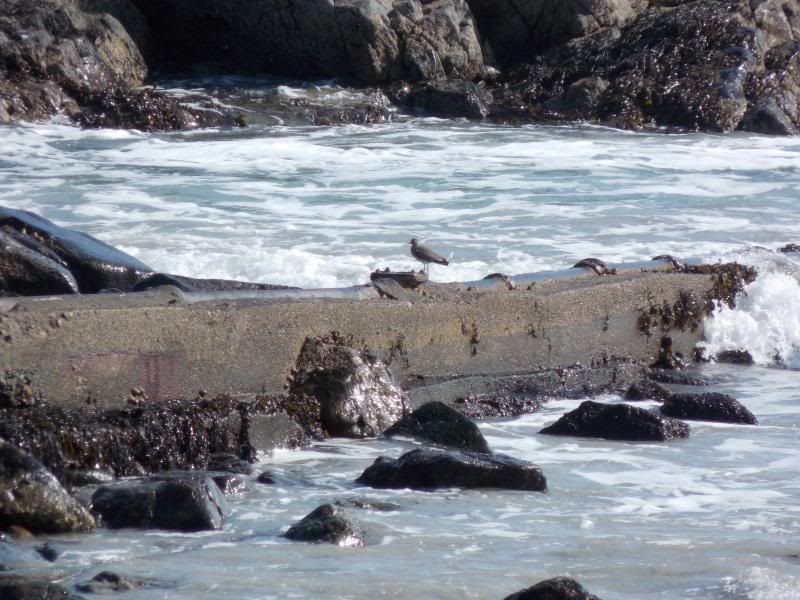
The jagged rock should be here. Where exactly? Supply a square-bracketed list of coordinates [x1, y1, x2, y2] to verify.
[661, 393, 758, 424]
[0, 207, 154, 294]
[383, 401, 490, 453]
[284, 503, 365, 547]
[289, 335, 407, 438]
[356, 447, 547, 491]
[92, 477, 226, 531]
[131, 0, 483, 83]
[0, 0, 146, 122]
[398, 79, 492, 118]
[623, 380, 671, 402]
[0, 575, 82, 600]
[468, 0, 645, 65]
[540, 401, 689, 441]
[0, 439, 96, 534]
[504, 576, 602, 600]
[75, 570, 156, 593]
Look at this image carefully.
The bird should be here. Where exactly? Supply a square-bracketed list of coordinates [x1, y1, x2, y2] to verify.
[407, 238, 449, 274]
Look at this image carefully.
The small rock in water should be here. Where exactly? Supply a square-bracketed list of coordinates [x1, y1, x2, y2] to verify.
[503, 576, 602, 600]
[256, 471, 276, 485]
[623, 380, 671, 401]
[284, 504, 365, 547]
[714, 350, 755, 365]
[540, 401, 689, 441]
[208, 452, 254, 475]
[661, 393, 758, 424]
[356, 447, 547, 491]
[383, 401, 491, 453]
[334, 497, 401, 512]
[34, 543, 59, 562]
[75, 570, 155, 593]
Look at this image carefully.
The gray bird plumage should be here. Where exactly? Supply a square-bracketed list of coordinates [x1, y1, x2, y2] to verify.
[408, 238, 449, 273]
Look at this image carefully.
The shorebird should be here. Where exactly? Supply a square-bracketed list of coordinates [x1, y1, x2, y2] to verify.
[407, 238, 449, 274]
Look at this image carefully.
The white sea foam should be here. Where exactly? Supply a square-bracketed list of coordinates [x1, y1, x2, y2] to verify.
[725, 567, 800, 600]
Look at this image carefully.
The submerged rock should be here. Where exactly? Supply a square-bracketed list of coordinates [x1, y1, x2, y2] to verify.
[661, 393, 758, 425]
[75, 570, 158, 593]
[0, 439, 95, 534]
[540, 401, 689, 441]
[383, 401, 491, 453]
[0, 575, 82, 600]
[356, 447, 547, 491]
[503, 576, 602, 600]
[289, 335, 407, 438]
[91, 477, 226, 531]
[396, 79, 492, 119]
[284, 503, 365, 547]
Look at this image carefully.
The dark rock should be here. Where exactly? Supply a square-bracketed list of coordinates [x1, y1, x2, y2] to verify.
[132, 0, 483, 83]
[778, 243, 800, 253]
[661, 393, 758, 425]
[91, 477, 225, 531]
[207, 452, 254, 475]
[151, 470, 243, 496]
[0, 575, 83, 600]
[454, 394, 545, 419]
[75, 570, 155, 593]
[356, 447, 547, 491]
[0, 230, 80, 296]
[540, 400, 690, 441]
[383, 401, 490, 453]
[715, 349, 755, 365]
[399, 80, 492, 119]
[623, 380, 671, 402]
[504, 576, 602, 600]
[289, 335, 407, 438]
[284, 503, 365, 547]
[0, 207, 154, 294]
[740, 98, 799, 135]
[650, 336, 687, 370]
[0, 372, 37, 409]
[209, 473, 245, 495]
[131, 273, 297, 292]
[334, 497, 401, 512]
[34, 543, 59, 562]
[0, 438, 96, 534]
[647, 370, 709, 386]
[256, 471, 276, 485]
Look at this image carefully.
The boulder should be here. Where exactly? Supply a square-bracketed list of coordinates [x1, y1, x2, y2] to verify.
[739, 98, 799, 135]
[151, 470, 245, 496]
[383, 401, 491, 453]
[467, 0, 646, 65]
[0, 0, 146, 122]
[289, 335, 407, 438]
[0, 230, 80, 296]
[356, 447, 547, 491]
[661, 393, 758, 424]
[0, 575, 83, 600]
[91, 477, 226, 531]
[284, 503, 365, 547]
[0, 439, 96, 534]
[539, 401, 689, 441]
[397, 79, 492, 118]
[131, 0, 483, 83]
[0, 207, 154, 294]
[504, 576, 602, 600]
[623, 379, 671, 402]
[207, 452, 254, 475]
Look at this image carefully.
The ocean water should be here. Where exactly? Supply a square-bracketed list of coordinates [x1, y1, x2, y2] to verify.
[1, 81, 799, 599]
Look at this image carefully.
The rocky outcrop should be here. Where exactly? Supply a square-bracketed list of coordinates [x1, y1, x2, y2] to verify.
[289, 335, 407, 438]
[131, 0, 483, 83]
[91, 477, 226, 531]
[504, 576, 602, 600]
[661, 392, 758, 424]
[468, 0, 646, 65]
[383, 401, 490, 453]
[540, 400, 690, 441]
[284, 503, 365, 546]
[0, 438, 96, 534]
[356, 447, 547, 491]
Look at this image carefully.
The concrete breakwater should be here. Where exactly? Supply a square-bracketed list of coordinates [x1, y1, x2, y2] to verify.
[1, 261, 736, 410]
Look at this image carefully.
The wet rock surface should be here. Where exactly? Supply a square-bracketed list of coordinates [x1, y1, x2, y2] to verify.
[0, 575, 83, 600]
[284, 503, 365, 547]
[540, 400, 690, 441]
[623, 379, 672, 402]
[0, 438, 96, 534]
[0, 395, 309, 481]
[661, 392, 758, 424]
[131, 272, 297, 293]
[91, 476, 226, 531]
[356, 447, 547, 491]
[289, 335, 407, 438]
[75, 570, 158, 593]
[383, 401, 490, 453]
[503, 576, 602, 600]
